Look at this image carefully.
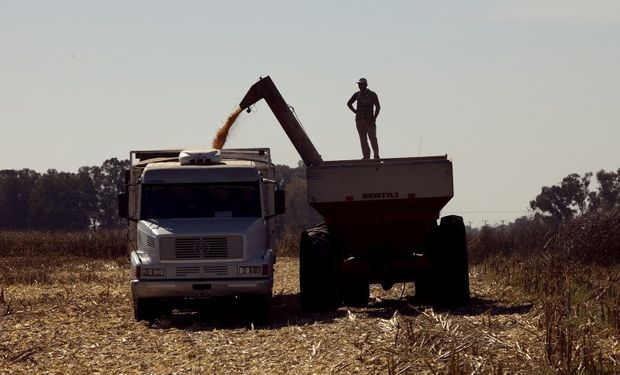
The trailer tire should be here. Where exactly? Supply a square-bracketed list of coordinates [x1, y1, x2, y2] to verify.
[416, 216, 470, 306]
[299, 223, 340, 312]
[439, 215, 470, 305]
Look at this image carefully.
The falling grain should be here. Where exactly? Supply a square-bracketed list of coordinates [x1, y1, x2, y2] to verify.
[212, 107, 243, 150]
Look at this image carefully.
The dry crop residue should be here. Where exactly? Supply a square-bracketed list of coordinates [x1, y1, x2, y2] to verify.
[212, 107, 243, 150]
[0, 256, 573, 374]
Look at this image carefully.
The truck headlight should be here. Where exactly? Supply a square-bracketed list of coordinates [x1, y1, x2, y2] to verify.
[141, 267, 165, 277]
[239, 265, 269, 275]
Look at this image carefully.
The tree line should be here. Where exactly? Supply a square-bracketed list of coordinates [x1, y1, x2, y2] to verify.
[469, 168, 620, 264]
[529, 169, 620, 226]
[0, 158, 129, 231]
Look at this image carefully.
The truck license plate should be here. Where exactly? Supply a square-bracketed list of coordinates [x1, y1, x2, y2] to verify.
[193, 284, 211, 298]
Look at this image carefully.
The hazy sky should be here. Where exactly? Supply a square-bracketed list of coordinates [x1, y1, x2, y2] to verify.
[2, 0, 619, 226]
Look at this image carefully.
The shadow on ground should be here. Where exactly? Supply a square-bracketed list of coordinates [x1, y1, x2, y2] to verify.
[145, 291, 534, 331]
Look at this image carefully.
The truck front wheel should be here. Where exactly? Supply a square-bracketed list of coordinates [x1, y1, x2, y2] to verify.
[249, 294, 271, 325]
[133, 297, 158, 322]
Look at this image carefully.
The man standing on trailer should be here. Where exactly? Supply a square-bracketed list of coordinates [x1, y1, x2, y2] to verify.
[347, 77, 381, 159]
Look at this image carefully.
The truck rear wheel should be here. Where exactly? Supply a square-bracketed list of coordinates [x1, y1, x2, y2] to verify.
[416, 215, 470, 306]
[299, 223, 340, 312]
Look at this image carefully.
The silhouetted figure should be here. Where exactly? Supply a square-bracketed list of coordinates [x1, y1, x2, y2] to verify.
[347, 78, 381, 159]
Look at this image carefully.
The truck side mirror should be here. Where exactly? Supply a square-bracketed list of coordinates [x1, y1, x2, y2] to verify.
[274, 190, 285, 215]
[118, 192, 129, 218]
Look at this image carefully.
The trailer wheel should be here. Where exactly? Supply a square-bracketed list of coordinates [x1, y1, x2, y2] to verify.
[439, 215, 470, 305]
[299, 223, 340, 312]
[414, 225, 438, 302]
[416, 215, 470, 306]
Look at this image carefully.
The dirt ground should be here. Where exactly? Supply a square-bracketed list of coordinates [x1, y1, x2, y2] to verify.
[0, 257, 568, 374]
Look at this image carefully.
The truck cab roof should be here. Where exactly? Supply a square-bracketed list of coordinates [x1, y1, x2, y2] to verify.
[133, 148, 273, 184]
[132, 148, 272, 166]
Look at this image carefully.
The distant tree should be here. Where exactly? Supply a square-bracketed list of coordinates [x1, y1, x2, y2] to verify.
[509, 215, 549, 255]
[77, 158, 129, 230]
[97, 158, 129, 229]
[0, 158, 129, 231]
[0, 169, 40, 229]
[281, 176, 323, 235]
[29, 169, 91, 230]
[274, 161, 305, 187]
[530, 173, 592, 225]
[274, 161, 322, 236]
[77, 165, 100, 229]
[588, 169, 620, 211]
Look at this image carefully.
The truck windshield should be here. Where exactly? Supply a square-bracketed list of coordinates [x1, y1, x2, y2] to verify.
[140, 181, 262, 220]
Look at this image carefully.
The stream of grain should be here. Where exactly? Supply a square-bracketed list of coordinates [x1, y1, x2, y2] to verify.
[212, 107, 243, 149]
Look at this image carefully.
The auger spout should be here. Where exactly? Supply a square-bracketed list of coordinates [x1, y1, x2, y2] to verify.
[240, 76, 323, 167]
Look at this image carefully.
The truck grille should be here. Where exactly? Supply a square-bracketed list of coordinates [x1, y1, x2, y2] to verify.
[159, 236, 243, 260]
[173, 265, 231, 278]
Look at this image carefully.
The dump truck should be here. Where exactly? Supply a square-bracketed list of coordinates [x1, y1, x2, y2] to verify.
[239, 76, 469, 311]
[118, 148, 284, 321]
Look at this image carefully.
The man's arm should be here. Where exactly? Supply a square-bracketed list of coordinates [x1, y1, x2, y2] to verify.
[347, 93, 358, 114]
[373, 92, 381, 120]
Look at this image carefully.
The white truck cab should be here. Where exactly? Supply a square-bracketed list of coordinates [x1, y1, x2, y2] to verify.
[118, 148, 284, 322]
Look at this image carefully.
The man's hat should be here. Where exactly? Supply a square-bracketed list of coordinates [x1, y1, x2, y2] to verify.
[357, 78, 367, 85]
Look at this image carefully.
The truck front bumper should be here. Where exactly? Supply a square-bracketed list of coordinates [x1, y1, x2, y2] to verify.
[131, 278, 273, 299]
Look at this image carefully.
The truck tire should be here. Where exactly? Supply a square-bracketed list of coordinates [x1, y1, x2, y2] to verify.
[299, 223, 340, 312]
[134, 297, 157, 322]
[249, 294, 271, 325]
[416, 216, 470, 306]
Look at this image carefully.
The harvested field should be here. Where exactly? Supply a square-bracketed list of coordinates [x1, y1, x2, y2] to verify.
[4, 254, 613, 374]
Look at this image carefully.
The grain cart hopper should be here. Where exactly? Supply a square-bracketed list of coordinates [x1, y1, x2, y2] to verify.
[239, 76, 469, 311]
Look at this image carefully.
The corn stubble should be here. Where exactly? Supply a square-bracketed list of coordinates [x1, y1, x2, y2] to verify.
[475, 207, 620, 374]
[1, 210, 619, 373]
[0, 251, 547, 374]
